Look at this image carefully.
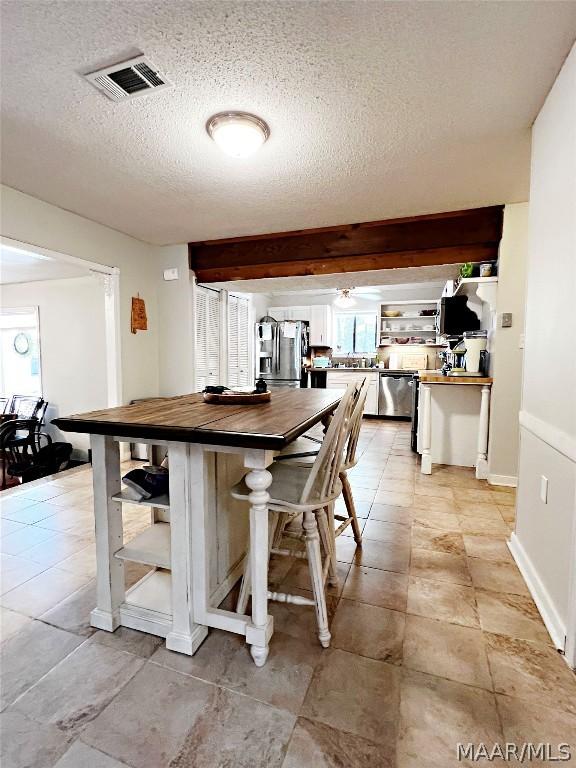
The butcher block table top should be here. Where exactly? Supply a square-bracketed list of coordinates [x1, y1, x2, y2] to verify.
[418, 373, 493, 385]
[52, 389, 343, 450]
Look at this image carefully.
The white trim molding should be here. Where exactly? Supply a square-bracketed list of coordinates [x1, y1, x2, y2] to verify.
[508, 533, 567, 654]
[519, 410, 576, 463]
[488, 474, 518, 488]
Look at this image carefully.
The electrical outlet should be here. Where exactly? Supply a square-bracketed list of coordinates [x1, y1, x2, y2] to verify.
[540, 475, 549, 504]
[501, 312, 513, 328]
[163, 268, 179, 281]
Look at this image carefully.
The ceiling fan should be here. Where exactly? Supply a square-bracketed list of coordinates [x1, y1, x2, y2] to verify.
[333, 287, 382, 307]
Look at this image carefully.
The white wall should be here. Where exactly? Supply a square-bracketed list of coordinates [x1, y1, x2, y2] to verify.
[511, 44, 576, 663]
[1, 185, 160, 404]
[488, 203, 529, 484]
[0, 276, 108, 456]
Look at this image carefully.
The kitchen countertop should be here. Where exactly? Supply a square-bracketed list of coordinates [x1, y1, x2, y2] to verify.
[418, 372, 493, 385]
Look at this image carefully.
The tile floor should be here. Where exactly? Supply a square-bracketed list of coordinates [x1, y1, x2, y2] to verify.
[1, 421, 575, 767]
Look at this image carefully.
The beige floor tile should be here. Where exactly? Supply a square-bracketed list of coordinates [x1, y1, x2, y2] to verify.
[458, 516, 510, 536]
[403, 615, 492, 690]
[89, 626, 164, 659]
[412, 509, 460, 531]
[342, 564, 408, 611]
[1, 566, 92, 618]
[485, 633, 576, 716]
[0, 605, 33, 643]
[397, 669, 503, 767]
[53, 741, 132, 768]
[362, 519, 411, 546]
[282, 717, 394, 768]
[336, 535, 410, 573]
[331, 598, 405, 664]
[0, 553, 48, 595]
[0, 711, 72, 768]
[0, 499, 56, 525]
[412, 495, 457, 514]
[268, 587, 339, 643]
[467, 558, 528, 595]
[414, 484, 455, 501]
[18, 532, 93, 568]
[373, 490, 414, 508]
[0, 518, 26, 539]
[491, 491, 515, 506]
[12, 642, 144, 735]
[282, 558, 350, 597]
[456, 488, 497, 504]
[0, 495, 42, 519]
[463, 534, 513, 563]
[301, 648, 401, 747]
[152, 628, 321, 714]
[407, 576, 479, 628]
[57, 543, 97, 580]
[0, 525, 59, 556]
[412, 525, 465, 555]
[496, 695, 576, 763]
[1, 620, 84, 709]
[40, 580, 97, 637]
[369, 503, 413, 525]
[84, 662, 295, 768]
[16, 484, 70, 504]
[498, 505, 516, 523]
[410, 549, 471, 586]
[455, 501, 503, 518]
[475, 590, 551, 644]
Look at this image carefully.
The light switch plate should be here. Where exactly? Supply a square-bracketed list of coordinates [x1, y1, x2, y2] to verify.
[163, 268, 179, 281]
[540, 475, 549, 504]
[501, 312, 513, 328]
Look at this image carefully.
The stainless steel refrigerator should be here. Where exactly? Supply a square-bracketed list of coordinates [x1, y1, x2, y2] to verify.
[255, 318, 308, 388]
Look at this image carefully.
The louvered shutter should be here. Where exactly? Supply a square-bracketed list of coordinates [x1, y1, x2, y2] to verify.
[227, 296, 239, 387]
[237, 298, 250, 386]
[195, 287, 221, 391]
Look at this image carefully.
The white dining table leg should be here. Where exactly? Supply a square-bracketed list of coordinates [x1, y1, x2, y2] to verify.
[243, 449, 274, 667]
[476, 385, 491, 480]
[166, 442, 209, 655]
[420, 384, 433, 474]
[90, 434, 124, 631]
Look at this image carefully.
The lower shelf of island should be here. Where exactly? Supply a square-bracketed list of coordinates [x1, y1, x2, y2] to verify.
[119, 568, 172, 638]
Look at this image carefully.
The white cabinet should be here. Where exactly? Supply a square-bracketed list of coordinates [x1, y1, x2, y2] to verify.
[195, 287, 221, 391]
[267, 306, 311, 322]
[325, 370, 379, 416]
[228, 295, 250, 387]
[309, 305, 333, 347]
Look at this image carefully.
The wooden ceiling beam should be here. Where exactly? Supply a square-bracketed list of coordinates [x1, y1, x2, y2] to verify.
[189, 206, 504, 283]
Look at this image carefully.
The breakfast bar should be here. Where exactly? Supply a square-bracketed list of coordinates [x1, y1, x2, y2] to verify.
[53, 389, 342, 666]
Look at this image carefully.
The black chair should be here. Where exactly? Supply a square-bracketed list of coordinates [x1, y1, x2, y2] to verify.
[7, 440, 72, 483]
[0, 397, 9, 414]
[7, 400, 50, 455]
[9, 395, 44, 419]
[0, 419, 40, 488]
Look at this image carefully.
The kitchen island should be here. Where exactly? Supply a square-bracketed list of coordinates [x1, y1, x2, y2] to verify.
[417, 373, 493, 478]
[53, 389, 342, 666]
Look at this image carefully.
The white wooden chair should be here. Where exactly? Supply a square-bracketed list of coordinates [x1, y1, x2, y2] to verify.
[274, 377, 369, 545]
[231, 383, 356, 647]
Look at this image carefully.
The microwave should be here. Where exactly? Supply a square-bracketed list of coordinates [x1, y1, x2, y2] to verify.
[436, 296, 481, 336]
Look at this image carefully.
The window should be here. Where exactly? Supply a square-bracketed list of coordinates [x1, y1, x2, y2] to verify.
[0, 307, 42, 396]
[334, 312, 377, 354]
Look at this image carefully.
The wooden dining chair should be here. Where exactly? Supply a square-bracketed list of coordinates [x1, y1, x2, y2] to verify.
[275, 377, 369, 545]
[231, 383, 356, 648]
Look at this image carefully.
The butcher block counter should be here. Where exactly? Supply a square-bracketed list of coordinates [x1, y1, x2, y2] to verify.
[418, 372, 493, 385]
[53, 389, 342, 666]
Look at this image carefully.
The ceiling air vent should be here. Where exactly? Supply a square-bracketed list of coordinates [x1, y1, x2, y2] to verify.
[83, 55, 171, 102]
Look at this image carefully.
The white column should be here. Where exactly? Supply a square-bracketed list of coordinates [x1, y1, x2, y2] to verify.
[476, 384, 491, 480]
[420, 384, 433, 474]
[243, 449, 274, 667]
[90, 434, 124, 631]
[166, 442, 209, 655]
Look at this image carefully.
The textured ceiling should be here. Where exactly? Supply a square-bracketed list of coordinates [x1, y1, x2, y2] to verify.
[0, 243, 90, 284]
[1, 1, 575, 246]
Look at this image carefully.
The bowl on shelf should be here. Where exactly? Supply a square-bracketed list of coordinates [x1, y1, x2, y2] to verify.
[395, 337, 410, 344]
[383, 310, 402, 317]
[419, 309, 436, 316]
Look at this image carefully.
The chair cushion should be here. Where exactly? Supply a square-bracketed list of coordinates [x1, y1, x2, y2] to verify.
[231, 461, 341, 511]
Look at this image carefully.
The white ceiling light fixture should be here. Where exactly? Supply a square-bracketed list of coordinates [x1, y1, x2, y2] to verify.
[206, 112, 270, 158]
[334, 288, 356, 308]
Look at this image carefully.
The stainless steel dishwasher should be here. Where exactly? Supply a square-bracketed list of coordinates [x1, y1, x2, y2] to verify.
[378, 372, 414, 417]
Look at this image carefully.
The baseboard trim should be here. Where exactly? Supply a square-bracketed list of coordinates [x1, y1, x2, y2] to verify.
[508, 532, 566, 652]
[488, 474, 517, 488]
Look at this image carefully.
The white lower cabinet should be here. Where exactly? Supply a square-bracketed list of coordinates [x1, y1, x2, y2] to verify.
[325, 371, 379, 415]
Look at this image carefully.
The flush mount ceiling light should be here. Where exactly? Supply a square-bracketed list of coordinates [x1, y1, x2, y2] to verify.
[334, 288, 356, 308]
[206, 112, 270, 158]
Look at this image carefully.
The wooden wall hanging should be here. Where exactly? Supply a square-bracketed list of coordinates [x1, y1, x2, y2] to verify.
[188, 206, 504, 283]
[131, 296, 148, 334]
